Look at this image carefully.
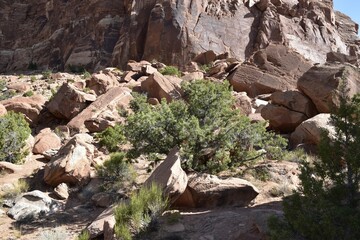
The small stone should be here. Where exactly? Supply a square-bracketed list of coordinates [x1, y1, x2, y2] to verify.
[54, 183, 69, 200]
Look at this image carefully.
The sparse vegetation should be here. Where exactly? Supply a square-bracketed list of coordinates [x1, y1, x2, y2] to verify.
[42, 70, 52, 80]
[0, 179, 29, 200]
[96, 125, 126, 152]
[96, 152, 136, 193]
[114, 183, 168, 240]
[30, 76, 37, 82]
[159, 66, 181, 77]
[82, 70, 91, 79]
[76, 230, 90, 240]
[0, 111, 31, 163]
[269, 85, 360, 240]
[23, 90, 34, 97]
[200, 63, 212, 73]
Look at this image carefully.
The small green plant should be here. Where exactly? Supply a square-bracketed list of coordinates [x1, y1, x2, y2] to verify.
[42, 70, 52, 80]
[38, 227, 70, 240]
[19, 74, 24, 79]
[200, 63, 212, 73]
[30, 76, 37, 82]
[0, 112, 31, 163]
[82, 70, 91, 79]
[159, 66, 181, 77]
[23, 90, 34, 97]
[114, 183, 168, 240]
[96, 152, 136, 193]
[96, 125, 126, 152]
[76, 230, 90, 240]
[1, 179, 29, 199]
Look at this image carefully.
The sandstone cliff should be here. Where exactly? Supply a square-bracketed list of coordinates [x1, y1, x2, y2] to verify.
[0, 0, 359, 72]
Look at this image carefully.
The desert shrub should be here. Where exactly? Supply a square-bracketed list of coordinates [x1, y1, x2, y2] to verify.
[126, 80, 286, 173]
[114, 183, 168, 240]
[159, 66, 181, 77]
[0, 112, 31, 163]
[76, 230, 90, 240]
[0, 179, 29, 200]
[96, 152, 136, 193]
[42, 70, 52, 80]
[82, 70, 91, 79]
[269, 85, 360, 240]
[96, 125, 126, 152]
[23, 90, 34, 97]
[30, 76, 37, 82]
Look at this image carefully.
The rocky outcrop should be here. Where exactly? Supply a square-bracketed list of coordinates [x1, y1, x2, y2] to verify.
[1, 1, 358, 72]
[86, 68, 121, 95]
[43, 134, 94, 186]
[174, 173, 259, 208]
[298, 63, 360, 112]
[144, 147, 188, 203]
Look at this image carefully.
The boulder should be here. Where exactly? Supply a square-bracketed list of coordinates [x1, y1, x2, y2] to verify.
[0, 95, 46, 126]
[0, 104, 7, 116]
[7, 82, 31, 93]
[290, 113, 335, 147]
[193, 50, 217, 65]
[33, 128, 62, 155]
[174, 173, 259, 208]
[141, 72, 183, 102]
[86, 68, 121, 95]
[54, 183, 69, 200]
[144, 147, 188, 203]
[43, 134, 94, 186]
[87, 206, 115, 239]
[270, 91, 318, 118]
[298, 63, 360, 113]
[67, 87, 132, 133]
[261, 104, 308, 133]
[232, 92, 253, 116]
[7, 190, 61, 221]
[47, 83, 96, 120]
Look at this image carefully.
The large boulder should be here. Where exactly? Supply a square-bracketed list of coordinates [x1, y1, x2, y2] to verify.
[87, 206, 115, 239]
[290, 113, 335, 148]
[47, 83, 96, 120]
[141, 72, 183, 102]
[86, 68, 122, 95]
[174, 173, 259, 208]
[33, 128, 62, 155]
[0, 95, 46, 126]
[43, 134, 94, 186]
[7, 190, 61, 221]
[67, 87, 132, 133]
[298, 64, 360, 113]
[144, 147, 188, 203]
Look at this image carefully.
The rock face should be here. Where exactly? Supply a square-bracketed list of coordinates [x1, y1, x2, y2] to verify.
[144, 147, 188, 203]
[33, 128, 62, 155]
[43, 134, 94, 186]
[298, 63, 360, 113]
[174, 173, 259, 208]
[0, 0, 358, 72]
[7, 190, 61, 221]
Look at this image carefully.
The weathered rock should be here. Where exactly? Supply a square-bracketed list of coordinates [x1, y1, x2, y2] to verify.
[181, 72, 204, 81]
[141, 72, 183, 102]
[0, 95, 46, 125]
[270, 91, 318, 118]
[47, 83, 96, 120]
[0, 104, 7, 116]
[193, 51, 217, 65]
[86, 68, 121, 95]
[7, 83, 31, 93]
[87, 206, 115, 239]
[145, 147, 188, 203]
[174, 173, 259, 208]
[92, 192, 113, 208]
[103, 218, 116, 240]
[54, 183, 69, 200]
[290, 113, 335, 147]
[33, 128, 62, 155]
[298, 63, 360, 113]
[261, 104, 308, 133]
[7, 190, 61, 221]
[0, 161, 22, 174]
[67, 87, 132, 133]
[44, 134, 94, 186]
[232, 92, 253, 116]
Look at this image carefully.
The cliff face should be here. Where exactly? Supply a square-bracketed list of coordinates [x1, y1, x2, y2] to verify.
[0, 0, 358, 72]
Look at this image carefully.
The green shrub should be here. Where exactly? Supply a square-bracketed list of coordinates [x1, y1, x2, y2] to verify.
[159, 66, 181, 77]
[42, 70, 52, 80]
[269, 85, 360, 240]
[96, 152, 136, 193]
[114, 183, 168, 240]
[0, 112, 31, 163]
[96, 125, 126, 152]
[30, 76, 37, 82]
[23, 90, 34, 97]
[82, 70, 91, 79]
[126, 80, 286, 173]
